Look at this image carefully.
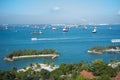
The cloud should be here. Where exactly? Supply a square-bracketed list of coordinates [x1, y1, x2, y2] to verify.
[118, 11, 120, 15]
[53, 6, 60, 11]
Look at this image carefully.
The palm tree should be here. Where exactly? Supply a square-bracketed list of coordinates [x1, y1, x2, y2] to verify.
[30, 63, 33, 68]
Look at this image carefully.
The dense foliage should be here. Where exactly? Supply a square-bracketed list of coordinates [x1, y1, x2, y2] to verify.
[89, 45, 120, 53]
[6, 49, 59, 59]
[89, 46, 106, 52]
[107, 45, 120, 49]
[0, 60, 120, 80]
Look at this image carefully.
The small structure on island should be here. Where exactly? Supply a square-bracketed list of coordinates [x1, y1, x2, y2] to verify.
[80, 70, 95, 79]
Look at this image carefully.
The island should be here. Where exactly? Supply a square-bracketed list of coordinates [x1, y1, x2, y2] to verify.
[4, 49, 59, 62]
[88, 45, 120, 54]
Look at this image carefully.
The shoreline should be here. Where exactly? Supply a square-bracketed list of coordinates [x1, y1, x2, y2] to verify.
[4, 54, 59, 62]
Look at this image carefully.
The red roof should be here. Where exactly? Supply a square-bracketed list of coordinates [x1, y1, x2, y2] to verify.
[111, 72, 120, 80]
[80, 70, 95, 79]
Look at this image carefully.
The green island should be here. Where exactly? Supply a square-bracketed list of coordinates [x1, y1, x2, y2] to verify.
[4, 49, 59, 62]
[1, 59, 120, 80]
[88, 45, 120, 54]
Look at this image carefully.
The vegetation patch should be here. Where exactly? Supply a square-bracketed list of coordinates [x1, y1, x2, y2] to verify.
[88, 45, 120, 54]
[0, 59, 120, 80]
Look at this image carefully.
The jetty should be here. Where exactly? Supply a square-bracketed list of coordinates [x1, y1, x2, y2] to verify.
[4, 49, 60, 62]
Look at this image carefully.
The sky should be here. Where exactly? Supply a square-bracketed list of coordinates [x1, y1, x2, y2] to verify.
[0, 0, 120, 24]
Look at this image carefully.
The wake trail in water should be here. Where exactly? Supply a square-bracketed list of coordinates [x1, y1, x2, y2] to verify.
[31, 37, 120, 41]
[31, 37, 80, 41]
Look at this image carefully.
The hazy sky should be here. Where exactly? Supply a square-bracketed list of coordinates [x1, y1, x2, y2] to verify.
[0, 0, 120, 24]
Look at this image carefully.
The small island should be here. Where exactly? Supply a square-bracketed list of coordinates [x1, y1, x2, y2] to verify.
[88, 45, 120, 54]
[4, 49, 59, 62]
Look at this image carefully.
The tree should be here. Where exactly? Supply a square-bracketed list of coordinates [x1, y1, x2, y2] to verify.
[12, 67, 17, 72]
[36, 64, 41, 69]
[76, 75, 86, 80]
[40, 69, 50, 79]
[91, 59, 117, 77]
[30, 63, 33, 68]
[97, 75, 110, 80]
[51, 61, 55, 68]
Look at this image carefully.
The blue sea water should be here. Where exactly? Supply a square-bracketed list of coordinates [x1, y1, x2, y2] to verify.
[0, 24, 120, 70]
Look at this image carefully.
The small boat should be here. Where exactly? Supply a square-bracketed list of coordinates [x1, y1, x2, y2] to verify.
[63, 28, 68, 32]
[31, 31, 43, 35]
[52, 27, 57, 30]
[38, 31, 43, 34]
[92, 27, 97, 33]
[31, 38, 38, 41]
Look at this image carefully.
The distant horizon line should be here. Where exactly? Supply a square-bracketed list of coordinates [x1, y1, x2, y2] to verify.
[0, 23, 120, 25]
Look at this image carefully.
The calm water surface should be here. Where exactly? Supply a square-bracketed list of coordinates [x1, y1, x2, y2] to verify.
[0, 25, 120, 70]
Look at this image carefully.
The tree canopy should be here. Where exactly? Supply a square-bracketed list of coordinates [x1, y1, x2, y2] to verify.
[6, 49, 59, 59]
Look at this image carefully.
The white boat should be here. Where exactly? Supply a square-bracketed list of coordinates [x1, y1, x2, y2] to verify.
[31, 31, 43, 35]
[63, 28, 68, 32]
[52, 27, 57, 30]
[38, 31, 43, 34]
[31, 38, 38, 41]
[92, 27, 97, 33]
[111, 39, 120, 43]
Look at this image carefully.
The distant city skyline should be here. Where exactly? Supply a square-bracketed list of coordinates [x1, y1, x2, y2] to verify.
[0, 0, 120, 24]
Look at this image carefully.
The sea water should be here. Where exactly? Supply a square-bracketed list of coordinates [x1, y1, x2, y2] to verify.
[0, 24, 120, 70]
